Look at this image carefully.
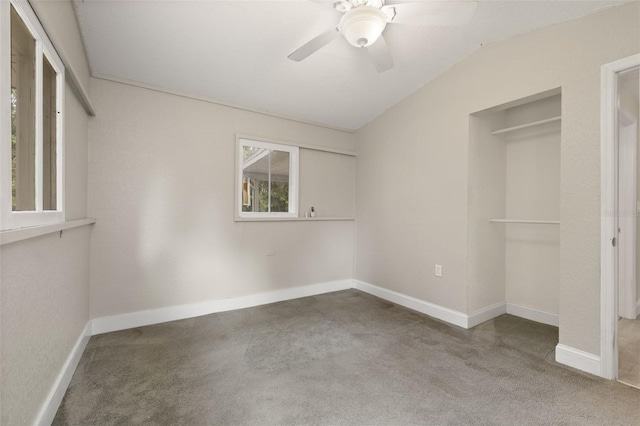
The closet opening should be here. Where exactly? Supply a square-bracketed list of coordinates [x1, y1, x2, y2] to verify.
[467, 88, 561, 332]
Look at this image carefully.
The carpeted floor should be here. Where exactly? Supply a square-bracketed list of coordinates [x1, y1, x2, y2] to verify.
[54, 290, 640, 425]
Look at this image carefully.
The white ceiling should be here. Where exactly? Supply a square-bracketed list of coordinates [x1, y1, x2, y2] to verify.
[74, 0, 626, 131]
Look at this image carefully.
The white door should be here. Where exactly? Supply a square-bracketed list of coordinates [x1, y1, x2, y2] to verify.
[618, 114, 638, 320]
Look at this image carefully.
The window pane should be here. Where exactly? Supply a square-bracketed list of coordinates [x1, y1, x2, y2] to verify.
[11, 7, 36, 211]
[242, 146, 270, 212]
[240, 142, 294, 215]
[257, 179, 269, 212]
[42, 56, 57, 210]
[269, 150, 289, 212]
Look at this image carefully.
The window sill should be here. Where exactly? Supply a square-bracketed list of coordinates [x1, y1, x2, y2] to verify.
[0, 218, 96, 246]
[235, 216, 355, 222]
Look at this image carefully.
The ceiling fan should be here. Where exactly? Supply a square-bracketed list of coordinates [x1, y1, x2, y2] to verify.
[288, 0, 478, 73]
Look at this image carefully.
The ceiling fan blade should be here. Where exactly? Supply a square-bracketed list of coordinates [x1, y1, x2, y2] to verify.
[288, 27, 341, 62]
[367, 35, 393, 73]
[384, 1, 478, 26]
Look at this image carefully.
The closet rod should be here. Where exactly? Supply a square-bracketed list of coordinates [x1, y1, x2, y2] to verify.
[490, 219, 560, 225]
[491, 116, 561, 135]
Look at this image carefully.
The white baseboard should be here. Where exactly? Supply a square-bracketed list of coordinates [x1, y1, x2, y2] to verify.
[468, 303, 507, 328]
[506, 303, 559, 327]
[555, 344, 601, 376]
[353, 280, 469, 328]
[92, 280, 354, 335]
[353, 280, 562, 330]
[34, 321, 91, 426]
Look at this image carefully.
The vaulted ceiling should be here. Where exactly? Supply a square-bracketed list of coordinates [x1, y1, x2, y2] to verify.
[74, 0, 625, 130]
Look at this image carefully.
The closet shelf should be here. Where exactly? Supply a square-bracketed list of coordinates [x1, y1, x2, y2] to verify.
[490, 219, 560, 225]
[491, 116, 561, 135]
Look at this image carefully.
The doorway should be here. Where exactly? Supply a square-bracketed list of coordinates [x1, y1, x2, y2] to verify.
[601, 54, 640, 384]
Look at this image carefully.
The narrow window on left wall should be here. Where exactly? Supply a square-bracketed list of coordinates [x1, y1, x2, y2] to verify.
[1, 1, 65, 230]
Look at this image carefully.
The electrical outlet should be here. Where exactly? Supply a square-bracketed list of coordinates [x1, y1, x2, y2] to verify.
[435, 264, 442, 277]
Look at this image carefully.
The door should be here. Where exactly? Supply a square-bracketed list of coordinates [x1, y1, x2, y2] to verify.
[618, 111, 637, 320]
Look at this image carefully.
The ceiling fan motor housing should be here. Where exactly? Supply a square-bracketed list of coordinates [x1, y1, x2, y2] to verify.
[339, 6, 388, 47]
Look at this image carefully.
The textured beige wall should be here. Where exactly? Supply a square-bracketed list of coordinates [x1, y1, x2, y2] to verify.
[1, 227, 91, 425]
[88, 78, 356, 318]
[467, 111, 507, 314]
[504, 97, 561, 315]
[299, 150, 355, 218]
[30, 0, 91, 93]
[356, 3, 639, 354]
[0, 2, 91, 424]
[65, 84, 90, 219]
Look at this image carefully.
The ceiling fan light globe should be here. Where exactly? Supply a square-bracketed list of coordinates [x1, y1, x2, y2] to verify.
[339, 6, 387, 48]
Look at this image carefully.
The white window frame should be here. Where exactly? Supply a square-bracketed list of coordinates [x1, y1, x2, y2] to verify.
[235, 136, 299, 220]
[1, 0, 65, 230]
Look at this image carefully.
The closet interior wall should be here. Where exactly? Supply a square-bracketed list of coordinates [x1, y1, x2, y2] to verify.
[468, 90, 561, 321]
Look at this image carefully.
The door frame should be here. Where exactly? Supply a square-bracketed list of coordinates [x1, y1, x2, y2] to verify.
[601, 54, 640, 380]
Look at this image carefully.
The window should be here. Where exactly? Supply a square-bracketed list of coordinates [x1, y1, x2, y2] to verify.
[236, 137, 298, 219]
[1, 1, 65, 230]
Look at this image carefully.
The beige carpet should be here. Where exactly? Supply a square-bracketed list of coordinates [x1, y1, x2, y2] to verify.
[54, 290, 640, 425]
